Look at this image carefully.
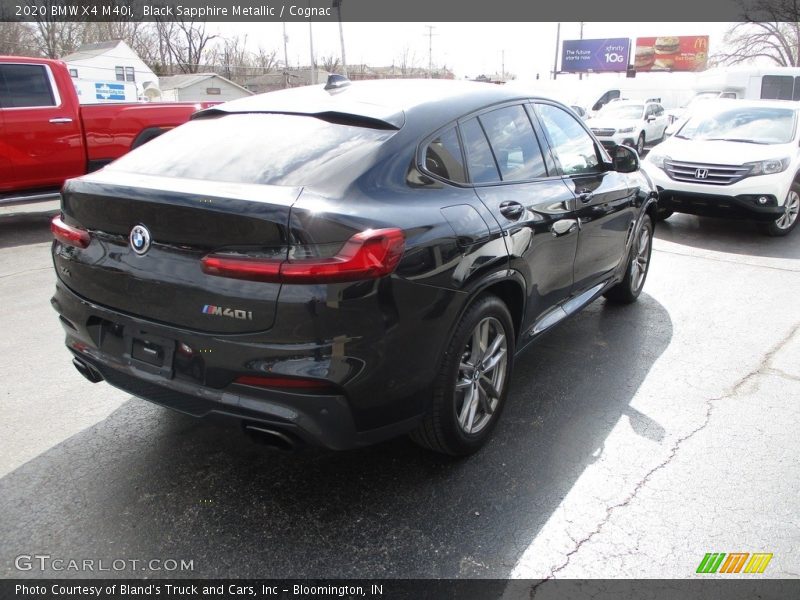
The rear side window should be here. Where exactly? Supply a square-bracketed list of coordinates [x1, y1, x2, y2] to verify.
[478, 105, 548, 182]
[105, 113, 395, 186]
[0, 64, 56, 108]
[461, 117, 501, 184]
[424, 126, 466, 183]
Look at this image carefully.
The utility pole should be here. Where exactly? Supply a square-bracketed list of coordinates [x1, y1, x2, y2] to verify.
[501, 49, 505, 81]
[309, 19, 316, 84]
[579, 22, 584, 80]
[333, 0, 347, 77]
[282, 22, 289, 88]
[424, 25, 437, 78]
[553, 22, 561, 80]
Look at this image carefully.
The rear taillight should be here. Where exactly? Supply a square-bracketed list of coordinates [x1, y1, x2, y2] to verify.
[51, 215, 90, 249]
[201, 228, 405, 284]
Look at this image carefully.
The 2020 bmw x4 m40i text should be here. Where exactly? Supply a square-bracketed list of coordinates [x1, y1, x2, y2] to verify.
[51, 79, 658, 455]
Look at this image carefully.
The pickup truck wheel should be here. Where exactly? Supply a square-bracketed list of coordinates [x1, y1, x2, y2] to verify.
[636, 133, 645, 155]
[604, 215, 653, 304]
[759, 184, 800, 237]
[410, 294, 514, 456]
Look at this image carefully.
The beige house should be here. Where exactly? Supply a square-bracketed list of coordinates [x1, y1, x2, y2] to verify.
[158, 73, 253, 102]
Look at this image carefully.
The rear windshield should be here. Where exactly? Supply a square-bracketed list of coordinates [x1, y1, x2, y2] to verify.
[106, 113, 396, 186]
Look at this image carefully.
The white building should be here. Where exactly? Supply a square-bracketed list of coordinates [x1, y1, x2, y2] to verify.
[61, 40, 158, 98]
[158, 73, 253, 102]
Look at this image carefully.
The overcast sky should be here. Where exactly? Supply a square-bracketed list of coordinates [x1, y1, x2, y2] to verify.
[222, 21, 737, 80]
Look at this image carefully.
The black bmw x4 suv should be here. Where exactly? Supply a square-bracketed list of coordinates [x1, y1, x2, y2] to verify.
[51, 79, 657, 455]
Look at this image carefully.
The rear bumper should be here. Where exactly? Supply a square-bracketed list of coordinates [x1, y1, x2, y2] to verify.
[71, 351, 372, 449]
[51, 279, 455, 450]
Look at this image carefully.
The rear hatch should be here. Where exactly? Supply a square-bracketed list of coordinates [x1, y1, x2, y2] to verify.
[57, 171, 298, 334]
[54, 109, 398, 335]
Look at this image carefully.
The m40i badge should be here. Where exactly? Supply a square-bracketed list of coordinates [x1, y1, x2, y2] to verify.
[202, 305, 253, 321]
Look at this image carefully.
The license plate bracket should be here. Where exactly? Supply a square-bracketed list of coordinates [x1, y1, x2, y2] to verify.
[123, 329, 175, 378]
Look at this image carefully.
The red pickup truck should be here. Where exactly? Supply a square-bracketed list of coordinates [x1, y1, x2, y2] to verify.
[1, 56, 214, 205]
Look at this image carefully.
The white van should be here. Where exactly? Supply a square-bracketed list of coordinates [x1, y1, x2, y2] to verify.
[508, 74, 696, 116]
[692, 66, 800, 101]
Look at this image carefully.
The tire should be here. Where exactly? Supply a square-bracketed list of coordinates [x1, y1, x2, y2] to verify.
[636, 133, 645, 156]
[604, 215, 653, 304]
[655, 208, 673, 222]
[758, 183, 800, 237]
[410, 294, 515, 456]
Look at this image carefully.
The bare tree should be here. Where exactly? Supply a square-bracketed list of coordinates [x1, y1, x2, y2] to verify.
[31, 18, 85, 58]
[320, 54, 340, 73]
[160, 20, 217, 74]
[79, 21, 163, 68]
[254, 47, 279, 73]
[715, 2, 800, 67]
[213, 34, 250, 80]
[0, 22, 39, 56]
[396, 46, 418, 77]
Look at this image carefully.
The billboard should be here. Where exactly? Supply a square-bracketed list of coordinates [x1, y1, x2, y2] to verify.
[634, 36, 709, 72]
[561, 38, 630, 73]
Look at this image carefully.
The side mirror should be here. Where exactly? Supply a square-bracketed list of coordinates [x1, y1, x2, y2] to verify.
[646, 116, 656, 123]
[613, 145, 640, 173]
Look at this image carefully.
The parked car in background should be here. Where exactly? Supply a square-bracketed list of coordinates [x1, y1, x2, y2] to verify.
[51, 79, 658, 456]
[643, 100, 800, 236]
[589, 100, 669, 154]
[0, 56, 215, 205]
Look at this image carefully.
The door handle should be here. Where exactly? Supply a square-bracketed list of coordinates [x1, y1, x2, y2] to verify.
[49, 117, 73, 124]
[550, 219, 579, 237]
[499, 201, 524, 220]
[578, 190, 594, 203]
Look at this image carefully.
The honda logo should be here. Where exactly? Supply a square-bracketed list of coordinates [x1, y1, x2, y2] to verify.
[695, 168, 709, 179]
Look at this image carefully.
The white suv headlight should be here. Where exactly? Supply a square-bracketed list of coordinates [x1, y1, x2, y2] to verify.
[618, 126, 635, 134]
[647, 154, 669, 169]
[744, 158, 790, 176]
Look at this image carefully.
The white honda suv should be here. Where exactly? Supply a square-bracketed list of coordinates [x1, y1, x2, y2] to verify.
[643, 100, 800, 236]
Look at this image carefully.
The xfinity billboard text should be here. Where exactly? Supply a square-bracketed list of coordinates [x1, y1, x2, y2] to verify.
[560, 37, 631, 72]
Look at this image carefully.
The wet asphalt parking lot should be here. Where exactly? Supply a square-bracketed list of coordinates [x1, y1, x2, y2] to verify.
[1, 202, 798, 580]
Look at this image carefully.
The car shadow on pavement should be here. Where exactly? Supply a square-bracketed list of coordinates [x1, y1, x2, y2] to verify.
[655, 213, 800, 260]
[0, 216, 55, 250]
[0, 294, 672, 579]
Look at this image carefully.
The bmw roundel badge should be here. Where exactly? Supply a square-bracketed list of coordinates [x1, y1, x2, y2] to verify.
[129, 224, 152, 255]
